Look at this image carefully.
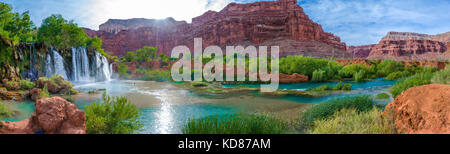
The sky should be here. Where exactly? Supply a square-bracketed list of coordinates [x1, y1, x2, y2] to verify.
[2, 0, 449, 46]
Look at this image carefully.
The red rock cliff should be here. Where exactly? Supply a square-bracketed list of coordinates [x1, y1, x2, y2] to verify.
[85, 0, 348, 58]
[368, 32, 450, 60]
[346, 44, 376, 58]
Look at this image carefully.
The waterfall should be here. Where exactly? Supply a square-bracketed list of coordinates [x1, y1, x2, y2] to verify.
[72, 47, 91, 82]
[45, 49, 68, 80]
[94, 52, 112, 81]
[45, 47, 112, 83]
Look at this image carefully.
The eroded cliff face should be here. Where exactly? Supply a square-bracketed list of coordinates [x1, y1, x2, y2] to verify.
[85, 0, 349, 58]
[346, 44, 376, 58]
[368, 32, 450, 60]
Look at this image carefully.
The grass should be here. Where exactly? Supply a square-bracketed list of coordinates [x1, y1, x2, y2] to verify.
[300, 95, 379, 128]
[307, 108, 396, 134]
[390, 72, 434, 98]
[308, 82, 352, 91]
[431, 65, 450, 84]
[375, 93, 390, 100]
[182, 113, 290, 134]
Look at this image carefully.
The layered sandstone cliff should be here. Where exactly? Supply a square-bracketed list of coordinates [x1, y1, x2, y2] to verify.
[346, 44, 376, 58]
[85, 0, 349, 58]
[368, 32, 450, 60]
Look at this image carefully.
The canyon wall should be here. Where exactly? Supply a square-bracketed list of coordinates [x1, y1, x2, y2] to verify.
[368, 32, 450, 60]
[346, 44, 376, 58]
[85, 0, 349, 58]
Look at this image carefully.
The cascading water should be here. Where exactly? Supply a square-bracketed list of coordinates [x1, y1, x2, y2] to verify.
[45, 47, 112, 83]
[45, 49, 68, 80]
[94, 52, 112, 82]
[72, 47, 91, 82]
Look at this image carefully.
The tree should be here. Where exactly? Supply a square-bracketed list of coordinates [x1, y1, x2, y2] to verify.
[85, 93, 143, 134]
[136, 46, 157, 62]
[37, 14, 92, 49]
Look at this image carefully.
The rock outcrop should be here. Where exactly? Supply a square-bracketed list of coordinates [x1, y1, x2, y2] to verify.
[279, 73, 308, 83]
[368, 32, 450, 60]
[346, 44, 376, 58]
[0, 97, 86, 134]
[385, 84, 450, 134]
[85, 0, 349, 58]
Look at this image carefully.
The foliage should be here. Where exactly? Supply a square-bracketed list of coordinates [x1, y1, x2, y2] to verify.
[332, 82, 352, 91]
[354, 70, 366, 82]
[0, 102, 13, 118]
[19, 79, 35, 90]
[183, 113, 290, 134]
[390, 72, 434, 98]
[375, 93, 390, 100]
[431, 65, 450, 84]
[308, 82, 352, 91]
[142, 69, 172, 82]
[40, 84, 50, 98]
[37, 14, 101, 51]
[85, 93, 143, 134]
[307, 108, 396, 134]
[0, 2, 35, 45]
[386, 71, 411, 80]
[377, 60, 404, 77]
[300, 95, 377, 128]
[4, 79, 19, 90]
[338, 64, 368, 78]
[279, 56, 329, 78]
[311, 69, 325, 82]
[118, 64, 129, 78]
[136, 46, 158, 62]
[124, 52, 136, 62]
[191, 81, 208, 87]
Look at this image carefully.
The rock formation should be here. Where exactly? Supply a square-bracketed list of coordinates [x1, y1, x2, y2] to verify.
[368, 32, 450, 60]
[279, 73, 308, 83]
[85, 0, 349, 58]
[0, 97, 86, 134]
[346, 44, 376, 58]
[385, 84, 450, 134]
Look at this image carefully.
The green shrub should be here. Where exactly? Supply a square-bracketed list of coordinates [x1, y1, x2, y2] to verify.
[332, 82, 352, 91]
[338, 64, 368, 78]
[354, 70, 366, 82]
[311, 69, 325, 82]
[4, 80, 19, 91]
[85, 94, 143, 134]
[40, 84, 50, 98]
[309, 85, 330, 91]
[19, 79, 35, 90]
[118, 64, 129, 78]
[183, 114, 289, 134]
[300, 95, 377, 128]
[0, 102, 13, 118]
[377, 60, 404, 77]
[191, 81, 208, 87]
[386, 71, 411, 80]
[375, 93, 390, 100]
[390, 72, 434, 98]
[341, 84, 352, 91]
[143, 69, 172, 82]
[307, 108, 395, 134]
[431, 66, 450, 84]
[279, 56, 329, 78]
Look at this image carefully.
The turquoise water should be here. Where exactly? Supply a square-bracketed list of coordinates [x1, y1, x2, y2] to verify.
[2, 79, 395, 134]
[223, 80, 396, 103]
[0, 101, 35, 122]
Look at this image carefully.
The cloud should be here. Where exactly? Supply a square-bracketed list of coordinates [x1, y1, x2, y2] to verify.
[300, 0, 450, 45]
